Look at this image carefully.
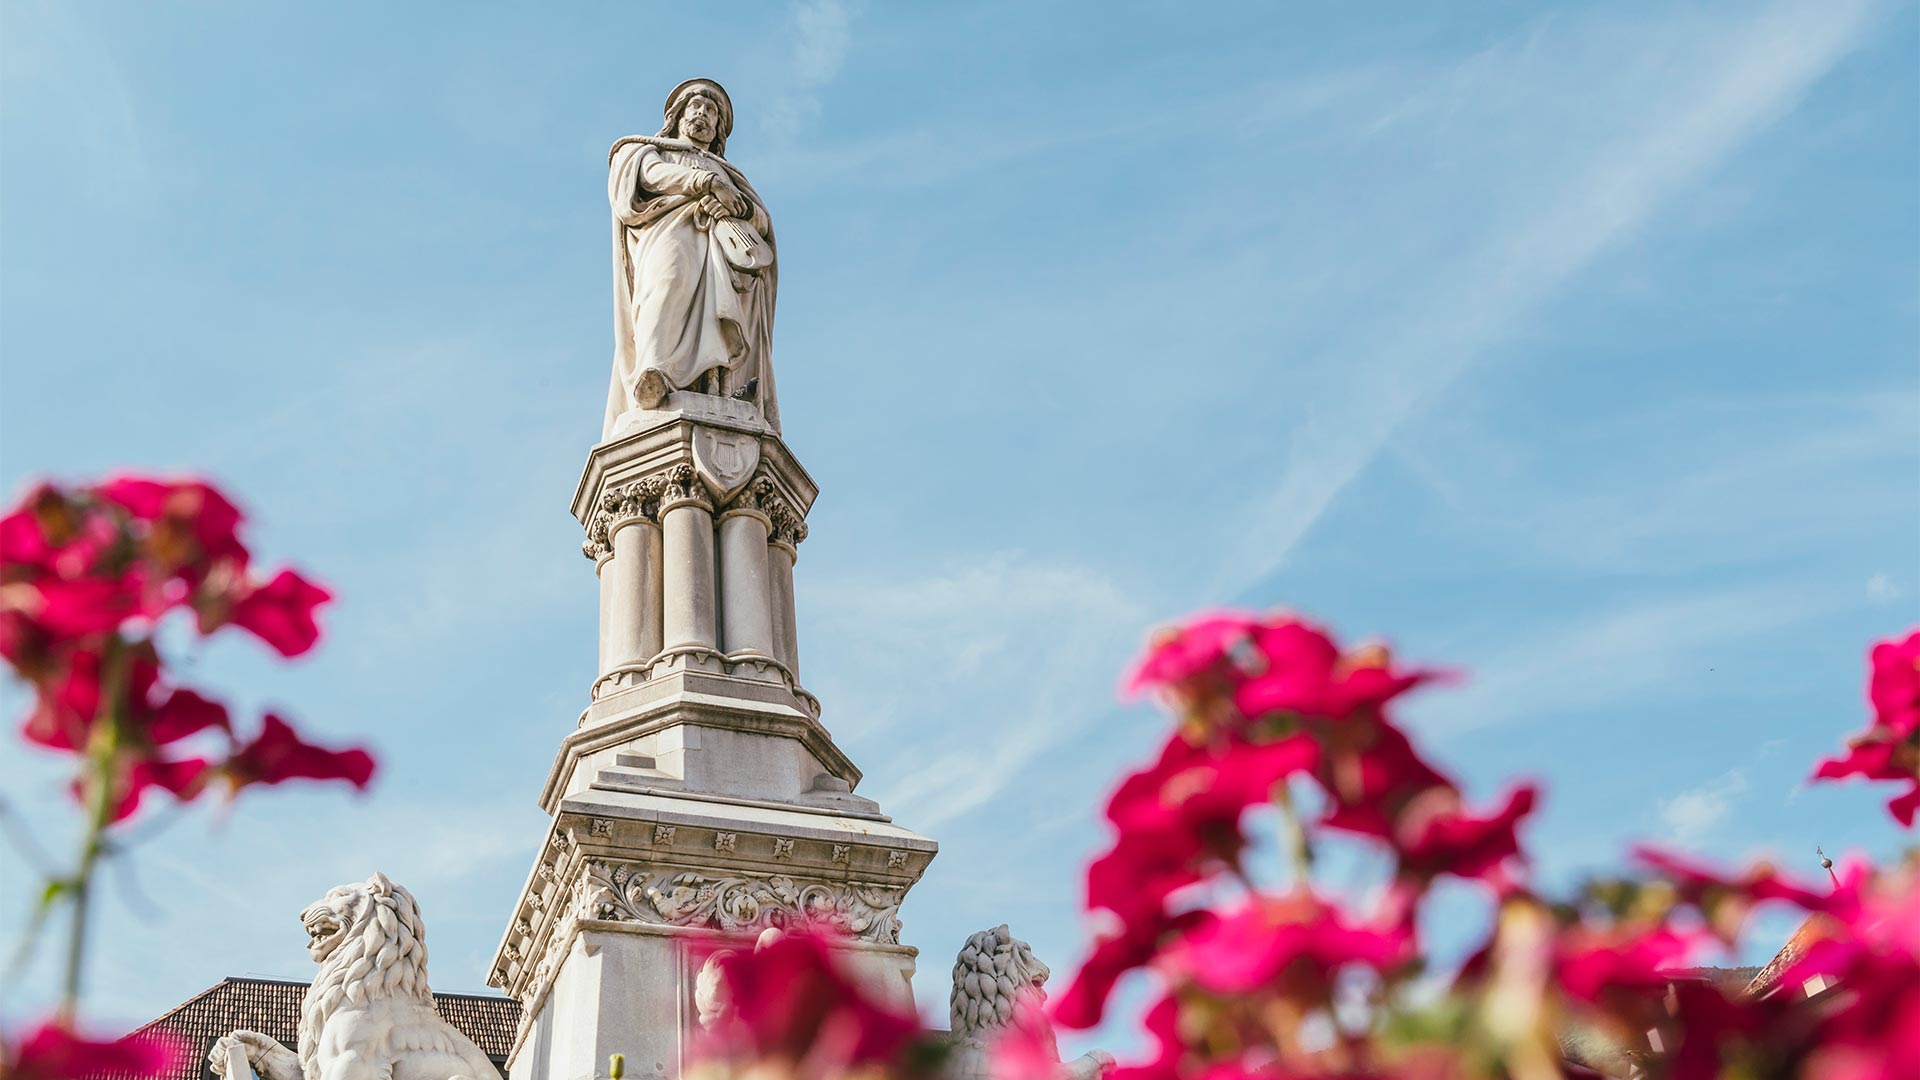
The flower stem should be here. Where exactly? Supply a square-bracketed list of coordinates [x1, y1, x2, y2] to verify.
[59, 639, 127, 1023]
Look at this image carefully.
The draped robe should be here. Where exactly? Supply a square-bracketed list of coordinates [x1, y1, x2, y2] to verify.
[604, 136, 779, 439]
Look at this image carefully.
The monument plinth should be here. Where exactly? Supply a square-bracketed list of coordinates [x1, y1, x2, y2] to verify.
[491, 78, 936, 1080]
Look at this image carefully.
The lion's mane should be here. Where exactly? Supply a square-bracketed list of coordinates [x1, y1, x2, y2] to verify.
[949, 923, 1051, 1041]
[298, 874, 433, 1076]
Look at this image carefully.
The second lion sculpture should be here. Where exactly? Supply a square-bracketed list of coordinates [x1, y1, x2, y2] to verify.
[210, 872, 497, 1080]
[948, 924, 1113, 1080]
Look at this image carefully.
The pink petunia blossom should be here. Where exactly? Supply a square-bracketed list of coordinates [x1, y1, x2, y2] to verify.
[225, 714, 374, 792]
[1159, 893, 1414, 996]
[2, 1019, 186, 1080]
[224, 569, 332, 658]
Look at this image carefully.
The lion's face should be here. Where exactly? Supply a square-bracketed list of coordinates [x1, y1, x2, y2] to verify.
[299, 883, 370, 965]
[1007, 937, 1050, 1002]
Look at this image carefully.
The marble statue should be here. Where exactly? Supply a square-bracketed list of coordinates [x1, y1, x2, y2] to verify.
[605, 78, 780, 440]
[209, 873, 497, 1080]
[947, 925, 1114, 1080]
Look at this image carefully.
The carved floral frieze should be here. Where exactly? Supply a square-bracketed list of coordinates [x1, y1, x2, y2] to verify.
[580, 859, 904, 944]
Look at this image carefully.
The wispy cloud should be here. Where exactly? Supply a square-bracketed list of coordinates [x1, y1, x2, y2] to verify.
[770, 0, 855, 132]
[1215, 0, 1883, 596]
[1418, 580, 1836, 739]
[1867, 573, 1902, 605]
[802, 554, 1151, 828]
[1396, 388, 1918, 576]
[1660, 768, 1749, 846]
[0, 1, 151, 188]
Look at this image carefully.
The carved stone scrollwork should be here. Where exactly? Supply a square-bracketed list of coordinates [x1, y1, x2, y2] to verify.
[581, 859, 904, 944]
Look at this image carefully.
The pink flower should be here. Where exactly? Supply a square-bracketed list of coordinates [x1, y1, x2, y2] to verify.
[1052, 909, 1200, 1031]
[1657, 981, 1805, 1080]
[1159, 893, 1414, 996]
[1325, 782, 1536, 887]
[1810, 628, 1920, 828]
[1632, 846, 1835, 920]
[1869, 629, 1920, 739]
[698, 931, 932, 1077]
[1812, 739, 1920, 827]
[93, 476, 248, 575]
[18, 574, 155, 639]
[1102, 994, 1183, 1080]
[1124, 612, 1436, 727]
[225, 714, 375, 792]
[1688, 859, 1920, 1080]
[103, 756, 213, 822]
[0, 484, 98, 576]
[223, 569, 331, 658]
[19, 650, 157, 751]
[1552, 924, 1701, 1005]
[1124, 612, 1267, 697]
[2, 1019, 186, 1080]
[20, 650, 228, 755]
[1311, 718, 1454, 838]
[1087, 733, 1316, 923]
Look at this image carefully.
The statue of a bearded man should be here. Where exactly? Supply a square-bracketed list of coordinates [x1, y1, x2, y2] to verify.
[604, 78, 779, 439]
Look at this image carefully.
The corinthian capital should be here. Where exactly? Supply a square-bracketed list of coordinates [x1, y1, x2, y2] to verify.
[659, 463, 710, 510]
[581, 476, 665, 559]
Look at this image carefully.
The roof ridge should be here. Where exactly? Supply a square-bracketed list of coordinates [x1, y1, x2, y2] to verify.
[135, 978, 240, 1034]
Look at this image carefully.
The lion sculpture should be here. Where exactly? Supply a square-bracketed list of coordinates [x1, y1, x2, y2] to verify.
[947, 925, 1113, 1080]
[210, 872, 497, 1080]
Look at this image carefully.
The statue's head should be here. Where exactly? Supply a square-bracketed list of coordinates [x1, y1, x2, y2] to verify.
[660, 78, 734, 156]
[299, 870, 423, 967]
[950, 924, 1053, 1037]
[296, 872, 433, 1063]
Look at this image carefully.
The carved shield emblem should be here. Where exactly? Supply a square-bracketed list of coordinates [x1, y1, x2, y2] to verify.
[691, 428, 762, 502]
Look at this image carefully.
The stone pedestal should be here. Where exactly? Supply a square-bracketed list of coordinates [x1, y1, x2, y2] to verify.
[495, 394, 935, 1080]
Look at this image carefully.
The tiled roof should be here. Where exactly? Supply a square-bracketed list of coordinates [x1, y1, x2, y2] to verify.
[1667, 965, 1763, 993]
[1743, 913, 1842, 999]
[125, 977, 518, 1080]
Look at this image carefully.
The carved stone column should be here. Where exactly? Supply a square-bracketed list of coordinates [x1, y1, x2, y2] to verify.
[588, 479, 664, 697]
[593, 548, 617, 674]
[717, 479, 779, 678]
[656, 464, 722, 672]
[767, 500, 807, 678]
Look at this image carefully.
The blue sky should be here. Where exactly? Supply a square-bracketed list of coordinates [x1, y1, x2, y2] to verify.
[1, 0, 1916, 1051]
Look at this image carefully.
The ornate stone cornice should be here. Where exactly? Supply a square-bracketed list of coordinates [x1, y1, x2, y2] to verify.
[489, 823, 919, 1063]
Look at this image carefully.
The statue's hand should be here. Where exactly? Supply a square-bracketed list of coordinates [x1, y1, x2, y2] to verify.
[699, 194, 736, 220]
[210, 1031, 300, 1080]
[710, 184, 750, 219]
